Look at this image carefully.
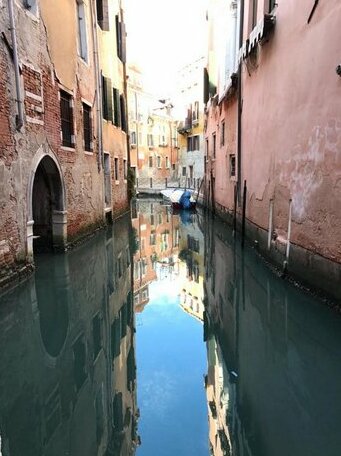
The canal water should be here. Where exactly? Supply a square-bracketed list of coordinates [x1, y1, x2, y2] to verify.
[0, 198, 341, 456]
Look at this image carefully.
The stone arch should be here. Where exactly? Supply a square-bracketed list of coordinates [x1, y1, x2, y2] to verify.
[27, 146, 67, 259]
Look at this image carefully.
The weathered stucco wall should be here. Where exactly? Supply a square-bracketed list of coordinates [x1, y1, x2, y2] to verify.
[0, 1, 105, 285]
[242, 0, 341, 263]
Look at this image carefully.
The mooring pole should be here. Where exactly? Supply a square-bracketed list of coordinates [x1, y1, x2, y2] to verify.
[241, 180, 246, 247]
[233, 183, 237, 236]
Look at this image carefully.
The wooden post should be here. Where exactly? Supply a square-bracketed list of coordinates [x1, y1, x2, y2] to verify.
[233, 183, 237, 235]
[241, 180, 246, 247]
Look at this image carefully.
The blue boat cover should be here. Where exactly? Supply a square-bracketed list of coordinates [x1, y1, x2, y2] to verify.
[179, 190, 192, 209]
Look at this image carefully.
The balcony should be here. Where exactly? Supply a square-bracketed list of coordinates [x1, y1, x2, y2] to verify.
[177, 118, 192, 135]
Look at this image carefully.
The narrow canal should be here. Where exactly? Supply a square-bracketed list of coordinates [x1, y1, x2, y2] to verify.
[0, 198, 341, 456]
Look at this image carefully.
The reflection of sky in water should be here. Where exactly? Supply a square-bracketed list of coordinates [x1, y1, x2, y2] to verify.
[137, 278, 208, 456]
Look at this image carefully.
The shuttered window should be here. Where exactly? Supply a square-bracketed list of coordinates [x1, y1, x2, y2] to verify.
[120, 94, 127, 132]
[115, 16, 126, 62]
[113, 88, 121, 127]
[60, 90, 74, 148]
[83, 103, 92, 151]
[96, 0, 109, 31]
[102, 76, 113, 121]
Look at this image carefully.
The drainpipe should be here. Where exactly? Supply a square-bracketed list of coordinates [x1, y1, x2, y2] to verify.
[90, 0, 103, 171]
[237, 0, 245, 204]
[7, 0, 24, 130]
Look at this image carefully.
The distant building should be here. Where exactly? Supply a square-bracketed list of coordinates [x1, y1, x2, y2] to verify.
[127, 65, 179, 190]
[204, 0, 341, 300]
[176, 57, 206, 190]
[178, 213, 205, 322]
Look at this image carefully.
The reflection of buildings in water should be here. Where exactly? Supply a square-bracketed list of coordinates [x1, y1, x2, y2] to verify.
[131, 199, 180, 311]
[205, 326, 236, 456]
[0, 215, 138, 456]
[178, 213, 205, 322]
[204, 216, 341, 456]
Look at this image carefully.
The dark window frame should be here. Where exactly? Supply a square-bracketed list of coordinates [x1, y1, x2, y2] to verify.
[220, 120, 225, 147]
[60, 90, 74, 148]
[83, 103, 92, 152]
[114, 157, 119, 181]
[102, 76, 113, 121]
[230, 154, 236, 177]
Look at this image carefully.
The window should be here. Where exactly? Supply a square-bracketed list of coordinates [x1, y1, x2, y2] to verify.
[120, 94, 127, 132]
[150, 231, 156, 245]
[165, 157, 170, 169]
[93, 314, 102, 359]
[229, 154, 236, 177]
[220, 121, 225, 146]
[113, 88, 121, 127]
[83, 103, 92, 151]
[187, 135, 200, 151]
[182, 166, 186, 177]
[212, 133, 216, 158]
[188, 235, 200, 253]
[205, 138, 209, 155]
[192, 101, 199, 123]
[251, 0, 258, 30]
[118, 255, 122, 278]
[111, 317, 121, 359]
[96, 0, 109, 31]
[123, 159, 127, 180]
[159, 126, 167, 146]
[142, 289, 148, 300]
[102, 76, 113, 121]
[130, 131, 137, 145]
[114, 157, 119, 181]
[149, 156, 153, 168]
[147, 133, 154, 147]
[77, 1, 88, 61]
[115, 15, 126, 62]
[60, 90, 74, 148]
[157, 156, 161, 168]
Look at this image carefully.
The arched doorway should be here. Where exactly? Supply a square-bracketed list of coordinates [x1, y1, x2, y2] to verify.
[28, 151, 67, 257]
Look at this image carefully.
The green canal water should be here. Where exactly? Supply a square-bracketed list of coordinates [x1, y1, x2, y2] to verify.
[0, 199, 340, 456]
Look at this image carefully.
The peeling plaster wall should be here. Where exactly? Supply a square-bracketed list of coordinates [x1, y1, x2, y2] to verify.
[242, 0, 341, 263]
[0, 1, 104, 282]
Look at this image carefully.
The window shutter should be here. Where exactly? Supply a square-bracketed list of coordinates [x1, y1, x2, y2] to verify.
[102, 76, 113, 121]
[115, 15, 122, 59]
[203, 67, 209, 104]
[120, 22, 126, 63]
[116, 90, 121, 127]
[106, 78, 113, 121]
[120, 94, 127, 132]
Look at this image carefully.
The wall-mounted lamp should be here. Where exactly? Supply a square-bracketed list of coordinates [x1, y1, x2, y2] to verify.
[336, 65, 341, 77]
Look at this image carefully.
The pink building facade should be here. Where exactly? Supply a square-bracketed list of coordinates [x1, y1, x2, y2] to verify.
[205, 0, 341, 301]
